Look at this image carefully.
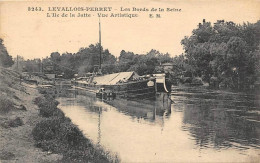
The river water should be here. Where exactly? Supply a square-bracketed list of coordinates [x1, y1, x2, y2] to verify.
[57, 86, 260, 162]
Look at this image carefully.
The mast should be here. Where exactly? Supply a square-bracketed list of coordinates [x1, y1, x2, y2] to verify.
[99, 18, 102, 70]
[16, 55, 18, 71]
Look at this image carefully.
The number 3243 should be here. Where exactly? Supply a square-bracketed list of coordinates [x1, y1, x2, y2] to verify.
[28, 7, 43, 11]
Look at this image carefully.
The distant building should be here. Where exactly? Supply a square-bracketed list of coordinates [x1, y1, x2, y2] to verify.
[44, 65, 54, 72]
[161, 63, 175, 73]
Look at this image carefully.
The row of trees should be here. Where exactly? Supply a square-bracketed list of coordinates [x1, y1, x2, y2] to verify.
[116, 49, 172, 75]
[10, 43, 171, 78]
[30, 44, 172, 78]
[1, 19, 259, 90]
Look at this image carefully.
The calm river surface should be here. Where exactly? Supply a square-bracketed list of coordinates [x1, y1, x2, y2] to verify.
[57, 86, 260, 162]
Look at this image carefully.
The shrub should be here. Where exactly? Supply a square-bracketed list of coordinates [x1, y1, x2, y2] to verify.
[52, 109, 65, 118]
[34, 95, 58, 107]
[59, 122, 90, 149]
[35, 139, 64, 153]
[7, 117, 23, 127]
[39, 104, 55, 117]
[33, 96, 45, 107]
[32, 117, 63, 142]
[39, 104, 64, 118]
[34, 96, 61, 118]
[1, 117, 24, 128]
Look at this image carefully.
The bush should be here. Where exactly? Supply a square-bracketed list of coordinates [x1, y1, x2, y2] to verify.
[52, 109, 65, 118]
[34, 96, 61, 118]
[39, 104, 57, 117]
[33, 96, 45, 106]
[35, 139, 64, 153]
[32, 117, 63, 142]
[1, 117, 24, 128]
[59, 122, 90, 149]
[34, 95, 58, 108]
[7, 117, 23, 127]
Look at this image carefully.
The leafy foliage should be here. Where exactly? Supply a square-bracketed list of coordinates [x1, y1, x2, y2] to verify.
[39, 44, 117, 78]
[118, 49, 172, 75]
[23, 44, 172, 77]
[181, 19, 260, 89]
[4, 117, 24, 128]
[0, 39, 14, 67]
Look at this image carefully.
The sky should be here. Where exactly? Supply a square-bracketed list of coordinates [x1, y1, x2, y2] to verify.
[0, 0, 259, 59]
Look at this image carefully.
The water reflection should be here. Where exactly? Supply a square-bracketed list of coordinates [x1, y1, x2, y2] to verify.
[56, 84, 260, 162]
[59, 86, 172, 122]
[172, 86, 260, 151]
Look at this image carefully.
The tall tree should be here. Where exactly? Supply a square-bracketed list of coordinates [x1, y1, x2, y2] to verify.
[0, 38, 14, 67]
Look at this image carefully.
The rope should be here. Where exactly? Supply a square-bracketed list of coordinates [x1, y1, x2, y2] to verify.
[107, 72, 121, 84]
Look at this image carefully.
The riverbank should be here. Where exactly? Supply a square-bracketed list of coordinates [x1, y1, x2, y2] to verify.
[34, 87, 119, 162]
[0, 67, 62, 162]
[0, 67, 118, 162]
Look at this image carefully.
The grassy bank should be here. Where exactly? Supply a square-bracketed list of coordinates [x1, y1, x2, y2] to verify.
[33, 87, 119, 162]
[0, 66, 119, 162]
[0, 67, 62, 162]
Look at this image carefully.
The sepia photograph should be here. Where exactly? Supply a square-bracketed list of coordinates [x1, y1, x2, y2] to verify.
[0, 0, 259, 162]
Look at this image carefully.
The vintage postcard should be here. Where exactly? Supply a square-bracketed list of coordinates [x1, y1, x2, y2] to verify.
[0, 0, 259, 162]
